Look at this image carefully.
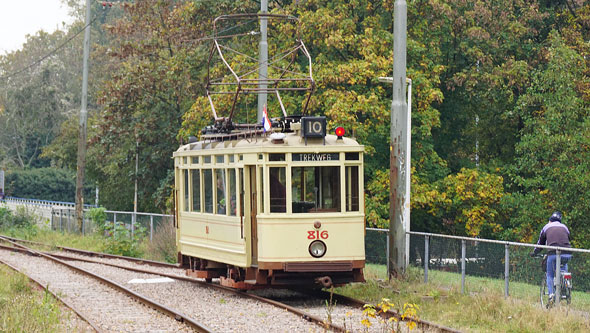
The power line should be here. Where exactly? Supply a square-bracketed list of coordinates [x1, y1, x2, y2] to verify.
[0, 16, 99, 80]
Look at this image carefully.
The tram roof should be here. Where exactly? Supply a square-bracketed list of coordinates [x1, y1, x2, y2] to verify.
[174, 132, 363, 155]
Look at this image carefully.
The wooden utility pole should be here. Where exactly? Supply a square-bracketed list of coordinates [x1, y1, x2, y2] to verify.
[389, 0, 408, 278]
[75, 0, 92, 232]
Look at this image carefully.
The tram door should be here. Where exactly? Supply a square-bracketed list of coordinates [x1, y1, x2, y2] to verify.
[248, 166, 258, 265]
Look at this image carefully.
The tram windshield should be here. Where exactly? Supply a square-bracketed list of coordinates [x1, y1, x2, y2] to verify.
[291, 166, 340, 213]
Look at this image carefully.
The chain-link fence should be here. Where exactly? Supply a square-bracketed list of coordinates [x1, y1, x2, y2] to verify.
[51, 208, 172, 241]
[365, 228, 590, 306]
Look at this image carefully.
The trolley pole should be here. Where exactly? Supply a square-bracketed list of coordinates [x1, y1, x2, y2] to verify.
[257, 0, 268, 123]
[75, 0, 92, 232]
[389, 0, 408, 279]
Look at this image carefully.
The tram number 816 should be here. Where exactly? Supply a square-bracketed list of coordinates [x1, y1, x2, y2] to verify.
[307, 230, 329, 240]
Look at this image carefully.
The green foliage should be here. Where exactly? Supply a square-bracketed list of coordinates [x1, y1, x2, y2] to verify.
[512, 32, 590, 247]
[88, 207, 107, 233]
[3, 168, 92, 202]
[412, 168, 505, 237]
[0, 206, 37, 237]
[102, 222, 146, 257]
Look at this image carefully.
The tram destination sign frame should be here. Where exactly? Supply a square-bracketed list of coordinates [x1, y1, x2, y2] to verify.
[301, 116, 326, 138]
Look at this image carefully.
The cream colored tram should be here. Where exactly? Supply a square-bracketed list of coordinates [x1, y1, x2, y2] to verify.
[174, 118, 365, 288]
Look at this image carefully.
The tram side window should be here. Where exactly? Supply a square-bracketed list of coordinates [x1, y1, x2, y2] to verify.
[191, 169, 201, 212]
[229, 169, 236, 216]
[269, 167, 286, 213]
[204, 169, 213, 213]
[239, 168, 244, 219]
[292, 166, 340, 213]
[259, 167, 265, 214]
[345, 166, 359, 211]
[216, 169, 227, 214]
[183, 169, 189, 212]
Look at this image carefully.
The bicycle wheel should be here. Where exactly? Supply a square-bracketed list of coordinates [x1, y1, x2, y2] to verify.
[540, 277, 551, 308]
[563, 283, 572, 305]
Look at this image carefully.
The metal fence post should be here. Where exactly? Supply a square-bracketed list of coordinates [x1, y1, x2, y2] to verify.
[150, 215, 154, 242]
[505, 244, 509, 298]
[424, 236, 429, 283]
[555, 250, 561, 304]
[113, 212, 117, 238]
[386, 233, 390, 279]
[461, 240, 466, 294]
[59, 209, 63, 232]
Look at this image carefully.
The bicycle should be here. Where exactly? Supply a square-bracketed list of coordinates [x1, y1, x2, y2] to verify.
[536, 254, 572, 308]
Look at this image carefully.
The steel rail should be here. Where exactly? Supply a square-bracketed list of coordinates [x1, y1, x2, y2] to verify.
[0, 257, 103, 333]
[0, 236, 180, 268]
[0, 236, 213, 333]
[0, 240, 346, 332]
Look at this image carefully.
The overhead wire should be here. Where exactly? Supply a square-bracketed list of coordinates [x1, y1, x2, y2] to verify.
[0, 16, 99, 80]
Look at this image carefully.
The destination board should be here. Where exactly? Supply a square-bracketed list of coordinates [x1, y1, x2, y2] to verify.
[292, 153, 339, 161]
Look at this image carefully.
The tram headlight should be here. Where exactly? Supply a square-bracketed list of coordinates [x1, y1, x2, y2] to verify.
[309, 240, 327, 258]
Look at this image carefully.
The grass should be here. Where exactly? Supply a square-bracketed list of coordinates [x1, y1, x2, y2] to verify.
[336, 264, 590, 332]
[0, 265, 68, 332]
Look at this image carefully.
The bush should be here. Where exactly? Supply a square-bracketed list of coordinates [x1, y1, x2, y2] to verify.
[4, 168, 93, 202]
[88, 207, 107, 233]
[0, 206, 38, 238]
[102, 223, 145, 258]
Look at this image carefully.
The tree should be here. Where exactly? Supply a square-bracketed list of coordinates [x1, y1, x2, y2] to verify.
[0, 29, 81, 169]
[511, 32, 590, 247]
[92, 0, 254, 212]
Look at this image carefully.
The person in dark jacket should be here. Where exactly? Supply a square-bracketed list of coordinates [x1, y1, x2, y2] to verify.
[531, 211, 572, 300]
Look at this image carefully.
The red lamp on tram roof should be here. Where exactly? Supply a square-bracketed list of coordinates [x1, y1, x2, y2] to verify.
[335, 127, 345, 139]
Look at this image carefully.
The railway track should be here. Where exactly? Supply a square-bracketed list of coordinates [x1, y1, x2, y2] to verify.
[0, 236, 461, 332]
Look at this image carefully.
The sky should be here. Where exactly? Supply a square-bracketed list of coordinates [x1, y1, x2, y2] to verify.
[0, 0, 76, 55]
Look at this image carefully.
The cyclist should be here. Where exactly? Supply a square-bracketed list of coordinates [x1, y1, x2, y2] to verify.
[530, 211, 572, 303]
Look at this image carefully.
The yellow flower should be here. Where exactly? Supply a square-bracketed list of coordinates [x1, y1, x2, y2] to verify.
[361, 318, 372, 328]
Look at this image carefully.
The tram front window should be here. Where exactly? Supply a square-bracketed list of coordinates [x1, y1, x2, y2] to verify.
[269, 167, 286, 213]
[292, 166, 340, 213]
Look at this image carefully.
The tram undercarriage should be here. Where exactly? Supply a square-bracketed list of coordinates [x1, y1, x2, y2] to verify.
[179, 254, 364, 289]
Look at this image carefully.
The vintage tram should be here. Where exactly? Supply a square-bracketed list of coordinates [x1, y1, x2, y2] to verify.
[173, 14, 365, 288]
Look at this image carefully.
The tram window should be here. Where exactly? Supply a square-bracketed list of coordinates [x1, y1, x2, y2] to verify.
[269, 167, 286, 213]
[229, 169, 237, 216]
[216, 155, 224, 164]
[192, 156, 199, 164]
[183, 170, 189, 212]
[239, 168, 244, 219]
[191, 169, 201, 212]
[345, 166, 359, 211]
[259, 167, 265, 213]
[204, 169, 213, 213]
[215, 169, 227, 214]
[204, 156, 211, 164]
[345, 152, 359, 161]
[183, 157, 187, 165]
[269, 153, 285, 162]
[229, 155, 235, 163]
[291, 166, 340, 213]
